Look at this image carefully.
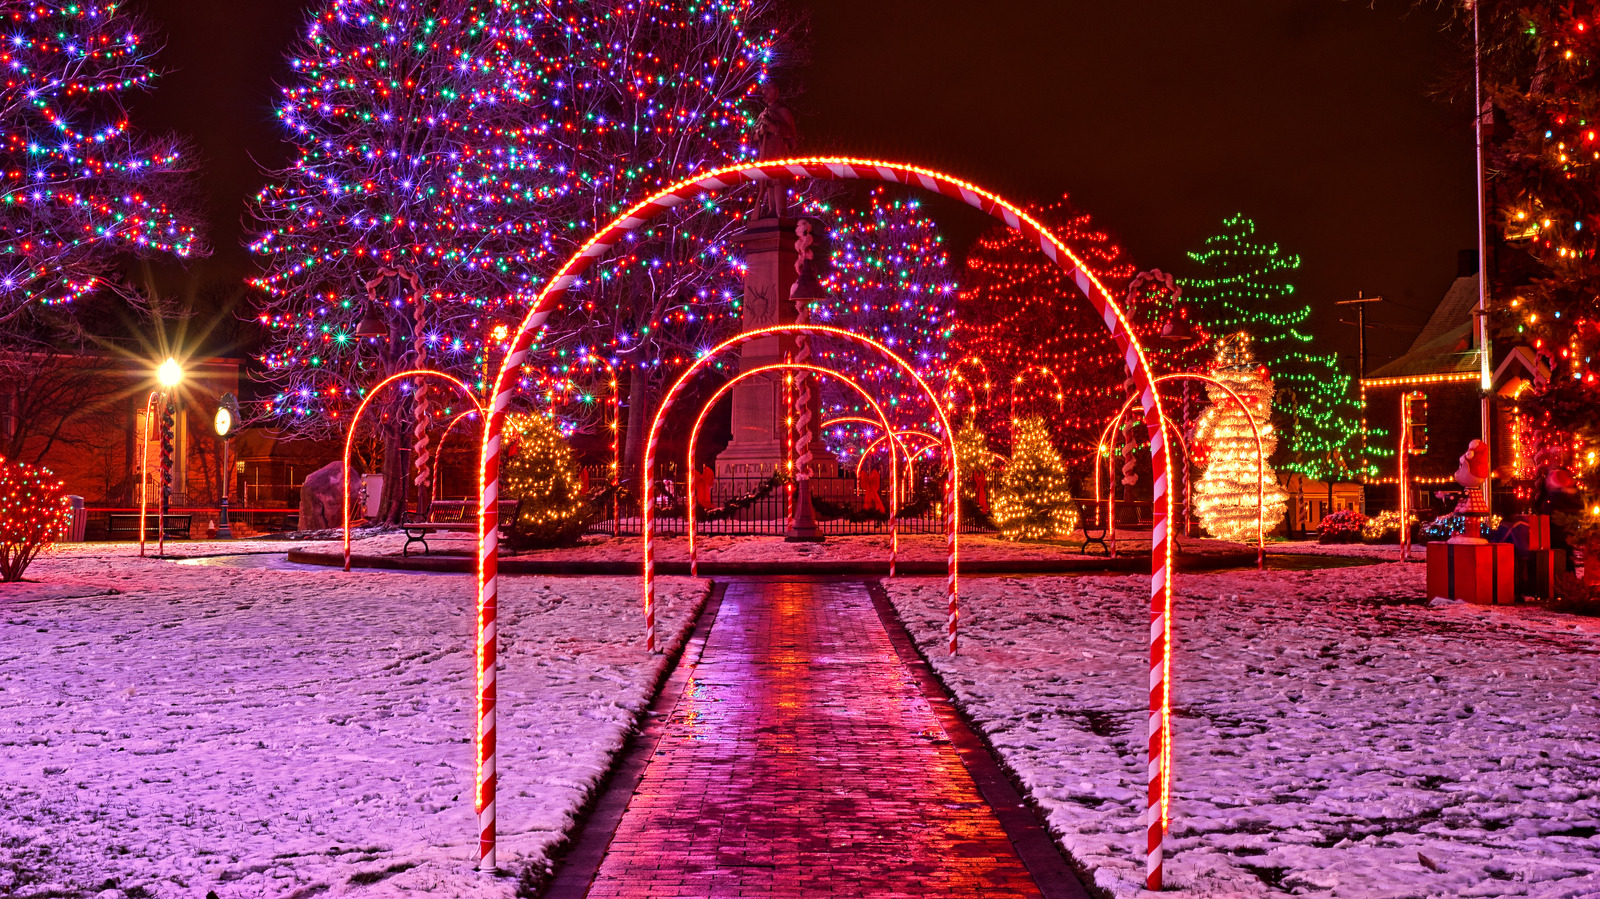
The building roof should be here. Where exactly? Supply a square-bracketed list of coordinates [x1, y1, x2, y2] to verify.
[1364, 273, 1481, 381]
[1408, 274, 1479, 355]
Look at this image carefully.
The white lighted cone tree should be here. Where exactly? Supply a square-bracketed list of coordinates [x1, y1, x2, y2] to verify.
[993, 416, 1079, 540]
[1192, 334, 1288, 541]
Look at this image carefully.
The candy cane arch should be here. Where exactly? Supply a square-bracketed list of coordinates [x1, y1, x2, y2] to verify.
[476, 158, 1175, 886]
[1009, 364, 1066, 420]
[641, 325, 959, 656]
[944, 356, 991, 417]
[136, 390, 158, 557]
[1096, 373, 1264, 570]
[1092, 408, 1192, 558]
[854, 429, 943, 487]
[431, 408, 483, 501]
[685, 364, 902, 577]
[341, 369, 482, 571]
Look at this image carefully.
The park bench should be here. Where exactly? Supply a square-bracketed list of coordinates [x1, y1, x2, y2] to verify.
[107, 513, 193, 541]
[401, 499, 521, 557]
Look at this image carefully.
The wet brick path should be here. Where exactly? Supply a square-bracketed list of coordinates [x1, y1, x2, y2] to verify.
[585, 580, 1044, 898]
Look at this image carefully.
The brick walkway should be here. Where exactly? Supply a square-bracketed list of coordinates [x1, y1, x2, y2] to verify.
[584, 580, 1045, 898]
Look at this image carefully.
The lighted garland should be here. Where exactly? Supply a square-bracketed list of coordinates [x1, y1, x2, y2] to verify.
[0, 1, 202, 338]
[0, 456, 72, 582]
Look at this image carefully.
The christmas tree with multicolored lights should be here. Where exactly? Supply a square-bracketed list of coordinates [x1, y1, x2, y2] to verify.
[0, 0, 204, 347]
[1482, 0, 1600, 548]
[250, 0, 786, 515]
[1179, 214, 1370, 483]
[806, 188, 957, 459]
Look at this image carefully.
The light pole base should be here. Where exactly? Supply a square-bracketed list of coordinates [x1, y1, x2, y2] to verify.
[785, 477, 825, 543]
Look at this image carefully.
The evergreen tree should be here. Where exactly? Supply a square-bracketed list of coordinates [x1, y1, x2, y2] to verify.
[1192, 333, 1288, 542]
[0, 0, 204, 348]
[993, 416, 1078, 541]
[502, 411, 592, 548]
[804, 188, 957, 458]
[953, 416, 994, 525]
[952, 195, 1137, 467]
[1179, 214, 1371, 483]
[1481, 0, 1600, 543]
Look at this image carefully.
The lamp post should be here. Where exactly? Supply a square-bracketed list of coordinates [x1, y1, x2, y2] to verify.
[155, 357, 182, 556]
[214, 392, 240, 539]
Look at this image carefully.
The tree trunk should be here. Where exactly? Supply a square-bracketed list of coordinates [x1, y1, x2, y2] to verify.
[377, 410, 408, 526]
[620, 366, 653, 491]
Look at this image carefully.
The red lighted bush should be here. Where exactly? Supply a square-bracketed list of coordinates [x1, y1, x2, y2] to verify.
[1316, 509, 1368, 545]
[0, 457, 71, 582]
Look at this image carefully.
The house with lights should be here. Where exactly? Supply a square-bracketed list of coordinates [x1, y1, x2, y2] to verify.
[1360, 256, 1547, 517]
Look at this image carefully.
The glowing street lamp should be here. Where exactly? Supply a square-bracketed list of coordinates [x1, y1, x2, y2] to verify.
[139, 357, 185, 556]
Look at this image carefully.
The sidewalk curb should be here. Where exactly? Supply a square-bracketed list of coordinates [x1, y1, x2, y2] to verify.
[865, 578, 1104, 899]
[536, 581, 729, 898]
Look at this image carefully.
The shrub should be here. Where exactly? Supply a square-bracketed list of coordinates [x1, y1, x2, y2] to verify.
[0, 457, 72, 581]
[1361, 509, 1414, 544]
[1316, 509, 1367, 544]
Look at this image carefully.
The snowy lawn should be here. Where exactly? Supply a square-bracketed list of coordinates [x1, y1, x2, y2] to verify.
[1, 540, 705, 898]
[887, 564, 1600, 898]
[1270, 540, 1428, 562]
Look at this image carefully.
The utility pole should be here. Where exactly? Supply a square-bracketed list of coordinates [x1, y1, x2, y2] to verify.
[1472, 0, 1495, 518]
[1335, 291, 1384, 379]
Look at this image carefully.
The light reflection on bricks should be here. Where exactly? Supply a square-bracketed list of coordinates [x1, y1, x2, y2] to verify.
[586, 580, 1043, 898]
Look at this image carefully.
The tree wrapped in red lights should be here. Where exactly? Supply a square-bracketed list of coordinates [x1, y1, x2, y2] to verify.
[0, 0, 204, 348]
[1482, 0, 1600, 548]
[805, 188, 957, 459]
[951, 194, 1147, 469]
[0, 457, 71, 582]
[250, 0, 786, 516]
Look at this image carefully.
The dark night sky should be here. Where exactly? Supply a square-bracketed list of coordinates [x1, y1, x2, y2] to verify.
[135, 0, 1475, 372]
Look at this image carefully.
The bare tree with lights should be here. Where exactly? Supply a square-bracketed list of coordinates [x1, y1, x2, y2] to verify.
[0, 0, 205, 350]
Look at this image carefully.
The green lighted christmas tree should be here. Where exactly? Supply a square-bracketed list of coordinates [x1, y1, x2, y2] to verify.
[502, 412, 593, 548]
[993, 416, 1079, 541]
[1179, 214, 1374, 483]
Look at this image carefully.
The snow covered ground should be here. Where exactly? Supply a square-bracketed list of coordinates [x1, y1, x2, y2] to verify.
[1270, 540, 1427, 562]
[425, 532, 1256, 565]
[886, 564, 1600, 898]
[1, 540, 706, 898]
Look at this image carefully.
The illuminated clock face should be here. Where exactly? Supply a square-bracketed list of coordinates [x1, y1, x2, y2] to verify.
[214, 407, 233, 437]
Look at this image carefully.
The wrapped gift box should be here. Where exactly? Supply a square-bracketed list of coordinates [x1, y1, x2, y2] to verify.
[1427, 541, 1515, 605]
[1517, 548, 1567, 600]
[1510, 514, 1552, 551]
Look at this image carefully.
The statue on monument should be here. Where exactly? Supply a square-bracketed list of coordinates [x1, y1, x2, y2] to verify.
[754, 83, 799, 217]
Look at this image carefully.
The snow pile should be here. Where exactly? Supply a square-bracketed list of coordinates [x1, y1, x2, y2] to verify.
[887, 565, 1600, 898]
[1, 542, 705, 898]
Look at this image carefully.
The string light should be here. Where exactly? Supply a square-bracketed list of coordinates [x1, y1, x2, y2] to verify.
[0, 457, 72, 582]
[1180, 214, 1375, 482]
[1191, 334, 1289, 541]
[992, 416, 1079, 540]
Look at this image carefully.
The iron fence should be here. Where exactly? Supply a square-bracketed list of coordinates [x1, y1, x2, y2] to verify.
[583, 471, 996, 537]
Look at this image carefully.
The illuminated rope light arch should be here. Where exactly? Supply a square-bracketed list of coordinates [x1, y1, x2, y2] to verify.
[855, 429, 943, 484]
[341, 369, 483, 571]
[1009, 364, 1066, 420]
[683, 363, 903, 578]
[1096, 373, 1265, 570]
[476, 158, 1174, 887]
[643, 325, 959, 656]
[430, 408, 483, 500]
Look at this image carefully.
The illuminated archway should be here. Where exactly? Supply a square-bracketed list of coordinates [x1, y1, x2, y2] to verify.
[341, 369, 482, 571]
[1096, 373, 1266, 569]
[475, 158, 1175, 886]
[682, 363, 905, 578]
[642, 325, 958, 656]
